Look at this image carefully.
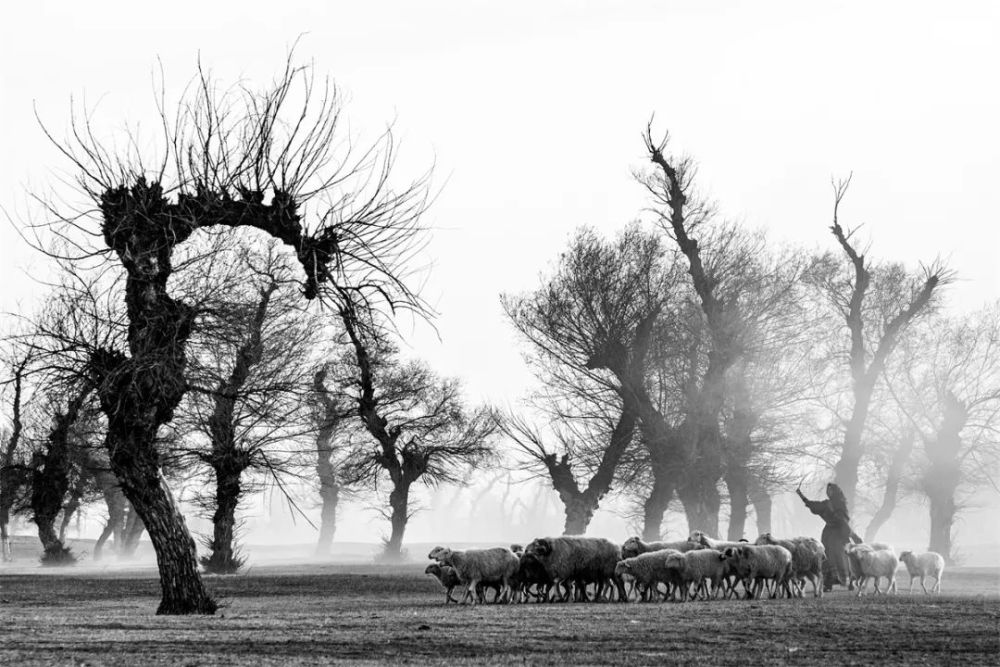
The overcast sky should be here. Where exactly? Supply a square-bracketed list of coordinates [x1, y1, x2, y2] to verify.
[3, 0, 998, 406]
[2, 1, 998, 547]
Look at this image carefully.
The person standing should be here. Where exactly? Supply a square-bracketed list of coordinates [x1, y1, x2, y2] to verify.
[797, 482, 861, 591]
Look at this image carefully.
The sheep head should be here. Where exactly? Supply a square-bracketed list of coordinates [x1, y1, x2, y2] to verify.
[428, 546, 453, 563]
[526, 538, 553, 558]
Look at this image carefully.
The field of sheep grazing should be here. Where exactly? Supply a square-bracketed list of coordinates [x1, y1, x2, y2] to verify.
[1, 562, 997, 665]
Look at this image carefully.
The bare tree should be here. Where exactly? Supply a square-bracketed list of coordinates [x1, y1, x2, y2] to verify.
[336, 318, 497, 560]
[0, 348, 32, 561]
[310, 366, 354, 556]
[29, 384, 97, 564]
[27, 56, 431, 613]
[816, 177, 950, 510]
[635, 126, 750, 537]
[501, 225, 668, 534]
[884, 305, 1000, 562]
[173, 240, 317, 574]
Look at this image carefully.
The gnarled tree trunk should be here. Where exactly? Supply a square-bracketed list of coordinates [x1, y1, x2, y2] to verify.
[865, 429, 915, 542]
[119, 504, 145, 559]
[1, 357, 28, 562]
[748, 479, 772, 535]
[31, 385, 91, 565]
[312, 369, 348, 557]
[724, 470, 749, 542]
[385, 479, 412, 560]
[923, 394, 967, 564]
[202, 454, 248, 574]
[93, 470, 125, 560]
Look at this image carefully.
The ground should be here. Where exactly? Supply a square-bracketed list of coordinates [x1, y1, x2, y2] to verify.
[1, 559, 998, 666]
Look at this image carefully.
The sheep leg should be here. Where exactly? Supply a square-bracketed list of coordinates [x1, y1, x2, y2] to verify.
[920, 576, 929, 595]
[465, 579, 480, 605]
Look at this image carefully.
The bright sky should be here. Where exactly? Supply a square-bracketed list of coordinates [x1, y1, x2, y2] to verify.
[2, 1, 999, 547]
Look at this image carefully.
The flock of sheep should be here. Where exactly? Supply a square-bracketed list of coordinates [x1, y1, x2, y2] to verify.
[424, 532, 946, 605]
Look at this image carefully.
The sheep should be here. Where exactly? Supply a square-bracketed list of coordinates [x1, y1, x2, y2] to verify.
[427, 546, 520, 604]
[621, 536, 700, 560]
[509, 551, 554, 603]
[723, 545, 794, 600]
[614, 549, 682, 602]
[845, 542, 895, 590]
[688, 531, 748, 552]
[898, 551, 945, 594]
[664, 548, 729, 601]
[424, 563, 463, 604]
[754, 533, 826, 598]
[845, 543, 898, 597]
[524, 536, 627, 603]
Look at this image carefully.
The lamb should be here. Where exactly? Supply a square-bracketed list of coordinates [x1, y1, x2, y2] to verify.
[723, 545, 794, 600]
[427, 546, 520, 604]
[664, 548, 729, 601]
[424, 563, 463, 604]
[754, 533, 826, 598]
[621, 536, 700, 559]
[524, 536, 627, 603]
[845, 543, 898, 596]
[898, 551, 945, 594]
[614, 549, 682, 602]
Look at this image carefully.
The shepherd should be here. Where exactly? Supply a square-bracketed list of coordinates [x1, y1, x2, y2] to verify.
[796, 481, 862, 591]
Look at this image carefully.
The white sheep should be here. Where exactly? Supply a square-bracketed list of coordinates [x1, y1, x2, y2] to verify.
[621, 536, 700, 559]
[664, 548, 729, 601]
[845, 542, 894, 591]
[427, 546, 519, 604]
[688, 531, 747, 552]
[614, 549, 682, 602]
[754, 533, 826, 598]
[898, 551, 945, 594]
[845, 543, 898, 597]
[723, 545, 794, 600]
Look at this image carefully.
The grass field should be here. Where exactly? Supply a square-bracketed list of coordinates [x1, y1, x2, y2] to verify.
[1, 561, 998, 666]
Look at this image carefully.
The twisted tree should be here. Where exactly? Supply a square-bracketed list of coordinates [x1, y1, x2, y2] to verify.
[336, 317, 497, 560]
[501, 225, 671, 535]
[817, 177, 949, 510]
[0, 348, 32, 561]
[28, 57, 431, 612]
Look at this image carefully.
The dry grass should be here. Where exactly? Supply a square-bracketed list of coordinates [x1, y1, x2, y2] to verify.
[1, 562, 998, 665]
